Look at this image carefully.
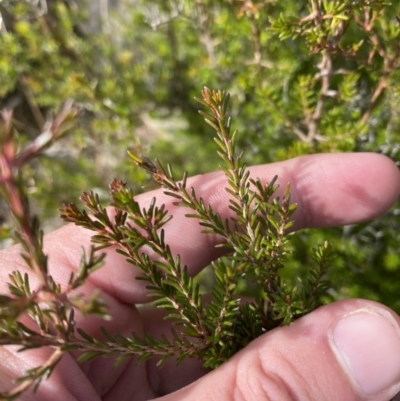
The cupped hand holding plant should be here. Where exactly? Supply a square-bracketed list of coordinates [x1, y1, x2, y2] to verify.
[1, 90, 400, 401]
[1, 151, 400, 400]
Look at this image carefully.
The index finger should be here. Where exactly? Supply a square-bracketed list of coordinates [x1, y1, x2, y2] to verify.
[1, 153, 399, 306]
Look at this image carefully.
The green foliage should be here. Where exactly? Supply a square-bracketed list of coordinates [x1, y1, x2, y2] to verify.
[1, 0, 400, 398]
[2, 0, 400, 185]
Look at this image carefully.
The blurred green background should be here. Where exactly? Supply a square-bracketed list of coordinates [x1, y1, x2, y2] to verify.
[1, 0, 400, 310]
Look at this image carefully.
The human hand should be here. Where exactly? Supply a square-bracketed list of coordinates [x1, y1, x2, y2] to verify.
[1, 152, 400, 401]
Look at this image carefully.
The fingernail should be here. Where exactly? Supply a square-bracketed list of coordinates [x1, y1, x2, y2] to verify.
[330, 307, 400, 396]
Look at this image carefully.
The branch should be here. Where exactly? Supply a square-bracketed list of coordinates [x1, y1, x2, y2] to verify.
[306, 51, 334, 142]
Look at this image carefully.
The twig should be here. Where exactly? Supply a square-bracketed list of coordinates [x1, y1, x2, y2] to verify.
[307, 51, 333, 142]
[0, 349, 63, 400]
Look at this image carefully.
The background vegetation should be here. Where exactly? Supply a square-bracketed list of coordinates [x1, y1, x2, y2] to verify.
[1, 0, 400, 314]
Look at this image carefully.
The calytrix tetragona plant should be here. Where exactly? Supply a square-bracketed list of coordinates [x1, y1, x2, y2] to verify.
[0, 89, 334, 399]
[60, 87, 334, 368]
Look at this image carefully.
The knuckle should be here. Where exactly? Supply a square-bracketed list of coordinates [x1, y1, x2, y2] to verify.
[232, 349, 315, 401]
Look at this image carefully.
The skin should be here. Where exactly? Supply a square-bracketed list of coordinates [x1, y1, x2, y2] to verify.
[0, 152, 399, 401]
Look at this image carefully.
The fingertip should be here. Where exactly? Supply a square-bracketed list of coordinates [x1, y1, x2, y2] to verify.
[350, 153, 400, 213]
[290, 152, 400, 229]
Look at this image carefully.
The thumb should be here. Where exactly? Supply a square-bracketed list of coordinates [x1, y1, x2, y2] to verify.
[160, 299, 400, 401]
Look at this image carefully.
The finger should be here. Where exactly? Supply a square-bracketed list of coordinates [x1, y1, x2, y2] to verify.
[0, 346, 102, 401]
[1, 152, 399, 306]
[158, 299, 400, 401]
[68, 152, 400, 303]
[0, 344, 157, 401]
